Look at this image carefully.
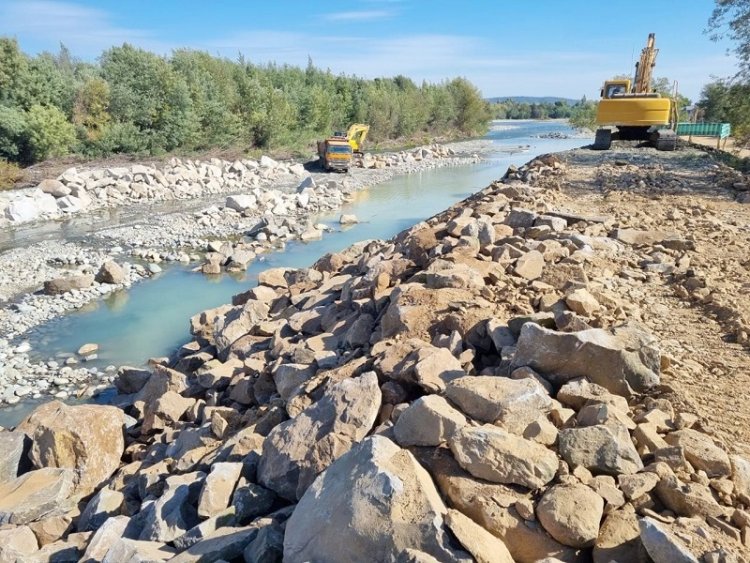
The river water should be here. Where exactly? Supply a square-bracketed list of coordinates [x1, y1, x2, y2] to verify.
[4, 120, 589, 425]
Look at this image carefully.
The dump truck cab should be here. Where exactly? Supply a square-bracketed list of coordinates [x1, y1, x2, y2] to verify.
[317, 136, 353, 172]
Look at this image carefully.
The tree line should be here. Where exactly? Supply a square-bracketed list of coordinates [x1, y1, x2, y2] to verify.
[0, 39, 491, 166]
[702, 0, 750, 146]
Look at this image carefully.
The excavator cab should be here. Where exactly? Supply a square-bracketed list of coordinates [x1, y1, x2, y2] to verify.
[602, 80, 631, 99]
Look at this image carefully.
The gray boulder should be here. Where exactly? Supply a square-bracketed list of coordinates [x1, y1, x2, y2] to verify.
[283, 436, 469, 563]
[258, 372, 381, 501]
[558, 424, 643, 475]
[0, 431, 30, 483]
[138, 472, 205, 542]
[512, 322, 660, 396]
[446, 376, 551, 431]
[639, 517, 699, 563]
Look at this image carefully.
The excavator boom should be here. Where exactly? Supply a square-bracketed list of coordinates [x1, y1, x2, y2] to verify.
[633, 33, 658, 94]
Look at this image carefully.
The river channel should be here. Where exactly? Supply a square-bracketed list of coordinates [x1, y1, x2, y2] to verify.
[1, 120, 590, 426]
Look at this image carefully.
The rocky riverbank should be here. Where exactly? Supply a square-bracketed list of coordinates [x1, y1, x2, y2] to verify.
[0, 143, 749, 561]
[0, 141, 491, 406]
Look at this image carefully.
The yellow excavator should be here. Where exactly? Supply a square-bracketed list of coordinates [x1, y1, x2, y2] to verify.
[317, 124, 370, 172]
[593, 33, 678, 151]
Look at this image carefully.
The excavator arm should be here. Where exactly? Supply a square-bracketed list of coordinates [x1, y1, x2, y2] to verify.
[346, 124, 370, 153]
[633, 33, 658, 94]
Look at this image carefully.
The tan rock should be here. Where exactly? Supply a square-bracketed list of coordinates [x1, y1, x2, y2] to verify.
[444, 509, 514, 563]
[558, 424, 643, 476]
[446, 375, 551, 430]
[450, 424, 558, 489]
[655, 474, 725, 518]
[537, 483, 604, 548]
[557, 377, 629, 413]
[619, 472, 660, 500]
[565, 288, 600, 316]
[393, 395, 466, 447]
[512, 322, 660, 397]
[514, 250, 545, 280]
[258, 372, 381, 501]
[284, 436, 464, 562]
[0, 525, 39, 561]
[28, 513, 74, 546]
[0, 468, 75, 525]
[197, 462, 243, 518]
[142, 391, 195, 434]
[664, 429, 731, 478]
[593, 507, 649, 563]
[17, 401, 125, 496]
[417, 449, 579, 563]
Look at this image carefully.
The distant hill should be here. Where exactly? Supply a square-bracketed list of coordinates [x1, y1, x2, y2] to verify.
[486, 96, 581, 105]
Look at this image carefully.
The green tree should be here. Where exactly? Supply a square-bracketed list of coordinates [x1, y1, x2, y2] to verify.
[73, 77, 110, 140]
[0, 38, 30, 107]
[25, 104, 76, 161]
[709, 0, 750, 74]
[447, 78, 490, 134]
[0, 105, 28, 160]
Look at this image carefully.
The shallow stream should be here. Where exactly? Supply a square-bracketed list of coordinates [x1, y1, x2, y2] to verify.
[2, 120, 590, 426]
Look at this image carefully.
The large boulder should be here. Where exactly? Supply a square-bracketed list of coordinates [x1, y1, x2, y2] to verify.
[258, 372, 381, 500]
[43, 274, 94, 295]
[0, 468, 75, 525]
[558, 424, 643, 476]
[638, 517, 699, 563]
[536, 483, 604, 548]
[138, 472, 205, 543]
[5, 198, 40, 222]
[39, 179, 71, 198]
[512, 323, 660, 396]
[283, 436, 469, 562]
[17, 401, 125, 495]
[664, 429, 731, 478]
[212, 301, 270, 357]
[449, 425, 558, 489]
[225, 194, 256, 212]
[393, 395, 466, 447]
[444, 509, 514, 563]
[95, 261, 126, 284]
[0, 431, 30, 483]
[445, 376, 551, 431]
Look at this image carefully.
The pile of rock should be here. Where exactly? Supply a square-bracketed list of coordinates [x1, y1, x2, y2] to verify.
[2, 167, 748, 561]
[503, 153, 566, 184]
[360, 144, 460, 170]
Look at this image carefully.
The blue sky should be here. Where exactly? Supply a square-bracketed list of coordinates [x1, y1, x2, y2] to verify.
[0, 0, 739, 101]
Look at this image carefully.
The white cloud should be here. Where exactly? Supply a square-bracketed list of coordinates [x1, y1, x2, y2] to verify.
[323, 10, 392, 22]
[0, 0, 168, 56]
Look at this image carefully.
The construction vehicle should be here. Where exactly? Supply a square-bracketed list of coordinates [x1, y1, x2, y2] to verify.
[317, 135, 353, 172]
[593, 33, 678, 151]
[317, 124, 370, 172]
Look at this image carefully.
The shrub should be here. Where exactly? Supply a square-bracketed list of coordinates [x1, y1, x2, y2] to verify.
[25, 104, 76, 161]
[0, 158, 22, 190]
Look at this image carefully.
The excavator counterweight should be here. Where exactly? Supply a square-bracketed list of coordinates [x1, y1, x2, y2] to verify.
[593, 33, 677, 151]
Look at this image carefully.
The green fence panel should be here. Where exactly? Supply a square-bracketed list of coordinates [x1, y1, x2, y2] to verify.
[675, 123, 731, 138]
